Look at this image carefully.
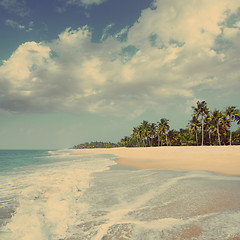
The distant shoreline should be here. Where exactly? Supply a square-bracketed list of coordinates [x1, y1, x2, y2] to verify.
[69, 146, 240, 176]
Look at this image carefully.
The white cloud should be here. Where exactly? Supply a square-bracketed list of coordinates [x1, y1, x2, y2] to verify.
[223, 27, 239, 40]
[100, 23, 114, 42]
[0, 42, 51, 111]
[1, 42, 50, 83]
[5, 19, 25, 29]
[0, 0, 240, 116]
[127, 0, 240, 52]
[114, 26, 129, 41]
[5, 19, 34, 32]
[66, 0, 107, 7]
[81, 58, 106, 85]
[0, 0, 29, 17]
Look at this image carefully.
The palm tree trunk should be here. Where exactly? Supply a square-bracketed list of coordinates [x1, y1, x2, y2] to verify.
[201, 118, 204, 146]
[166, 135, 168, 146]
[158, 135, 160, 147]
[209, 131, 212, 145]
[217, 122, 221, 146]
[224, 130, 227, 145]
[230, 130, 232, 145]
[195, 130, 198, 146]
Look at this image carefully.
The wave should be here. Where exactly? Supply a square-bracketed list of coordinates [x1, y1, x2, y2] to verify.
[0, 151, 116, 240]
[1, 150, 240, 239]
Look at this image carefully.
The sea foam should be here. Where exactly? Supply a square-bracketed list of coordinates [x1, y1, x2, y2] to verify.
[1, 151, 116, 240]
[1, 150, 240, 239]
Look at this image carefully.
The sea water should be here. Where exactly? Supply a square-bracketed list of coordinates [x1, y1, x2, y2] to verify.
[0, 149, 240, 240]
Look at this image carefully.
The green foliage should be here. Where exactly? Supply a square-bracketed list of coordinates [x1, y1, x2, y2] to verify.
[73, 101, 240, 148]
[120, 101, 240, 147]
[232, 128, 240, 145]
[72, 141, 120, 149]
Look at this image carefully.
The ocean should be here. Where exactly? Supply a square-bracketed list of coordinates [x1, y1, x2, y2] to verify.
[0, 149, 240, 240]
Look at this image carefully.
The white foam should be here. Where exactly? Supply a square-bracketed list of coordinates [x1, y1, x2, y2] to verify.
[90, 174, 194, 239]
[2, 153, 116, 240]
[2, 152, 240, 240]
[73, 168, 240, 239]
[200, 211, 240, 238]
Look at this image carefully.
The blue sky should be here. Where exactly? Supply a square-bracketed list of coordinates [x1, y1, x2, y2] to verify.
[0, 0, 240, 149]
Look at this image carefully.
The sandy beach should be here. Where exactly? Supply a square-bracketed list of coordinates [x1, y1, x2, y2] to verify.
[70, 146, 240, 176]
[68, 146, 240, 238]
[2, 149, 240, 239]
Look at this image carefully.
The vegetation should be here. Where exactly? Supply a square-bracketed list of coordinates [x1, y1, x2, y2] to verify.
[73, 101, 240, 148]
[120, 101, 240, 147]
[73, 141, 119, 149]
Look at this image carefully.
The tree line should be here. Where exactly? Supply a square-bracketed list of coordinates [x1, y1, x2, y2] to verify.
[120, 101, 240, 147]
[73, 141, 119, 149]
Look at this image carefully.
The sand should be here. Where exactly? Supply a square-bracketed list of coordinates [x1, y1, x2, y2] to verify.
[70, 146, 240, 176]
[68, 146, 240, 238]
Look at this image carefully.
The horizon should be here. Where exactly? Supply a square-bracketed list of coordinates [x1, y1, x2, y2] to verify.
[0, 0, 240, 149]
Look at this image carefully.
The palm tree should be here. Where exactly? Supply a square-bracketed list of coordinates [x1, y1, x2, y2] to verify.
[120, 136, 129, 147]
[232, 128, 240, 144]
[168, 130, 179, 146]
[220, 113, 230, 145]
[187, 116, 200, 145]
[149, 123, 156, 147]
[225, 106, 240, 145]
[140, 120, 150, 147]
[157, 118, 170, 146]
[205, 116, 214, 145]
[209, 110, 223, 146]
[156, 122, 162, 146]
[192, 101, 209, 146]
[178, 129, 193, 146]
[235, 110, 240, 125]
[146, 123, 152, 146]
[131, 127, 139, 147]
[136, 125, 144, 146]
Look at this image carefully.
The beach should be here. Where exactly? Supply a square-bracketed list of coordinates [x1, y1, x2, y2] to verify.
[70, 145, 240, 176]
[1, 148, 240, 239]
[69, 146, 240, 239]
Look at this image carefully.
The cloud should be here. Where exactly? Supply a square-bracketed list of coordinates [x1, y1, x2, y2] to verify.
[5, 19, 25, 29]
[0, 0, 29, 17]
[0, 0, 240, 117]
[114, 26, 129, 42]
[65, 0, 108, 7]
[100, 23, 114, 42]
[5, 19, 33, 31]
[56, 6, 67, 13]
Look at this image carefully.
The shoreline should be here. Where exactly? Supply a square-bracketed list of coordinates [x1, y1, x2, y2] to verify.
[69, 146, 240, 176]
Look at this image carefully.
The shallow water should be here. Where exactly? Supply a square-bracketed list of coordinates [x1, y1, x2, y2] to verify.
[0, 150, 240, 239]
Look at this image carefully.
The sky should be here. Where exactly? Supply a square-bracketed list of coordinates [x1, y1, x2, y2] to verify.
[0, 0, 240, 149]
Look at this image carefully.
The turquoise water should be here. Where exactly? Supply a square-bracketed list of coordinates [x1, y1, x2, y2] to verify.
[0, 150, 240, 239]
[0, 149, 55, 229]
[0, 150, 51, 174]
[0, 149, 117, 239]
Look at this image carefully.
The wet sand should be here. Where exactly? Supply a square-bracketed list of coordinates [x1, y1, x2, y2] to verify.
[70, 146, 240, 176]
[67, 147, 240, 239]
